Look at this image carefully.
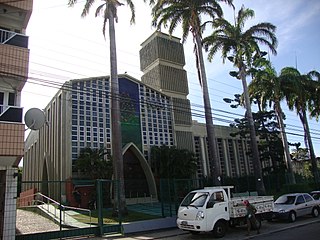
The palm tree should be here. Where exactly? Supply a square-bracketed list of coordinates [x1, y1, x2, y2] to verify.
[150, 145, 197, 179]
[248, 59, 296, 184]
[76, 147, 113, 179]
[203, 6, 277, 195]
[280, 67, 320, 183]
[151, 0, 234, 186]
[307, 70, 320, 120]
[68, 0, 137, 216]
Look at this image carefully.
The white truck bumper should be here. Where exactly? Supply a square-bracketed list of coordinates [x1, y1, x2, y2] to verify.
[176, 218, 206, 232]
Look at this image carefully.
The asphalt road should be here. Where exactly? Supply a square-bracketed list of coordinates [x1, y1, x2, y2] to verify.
[96, 215, 320, 240]
[250, 223, 320, 240]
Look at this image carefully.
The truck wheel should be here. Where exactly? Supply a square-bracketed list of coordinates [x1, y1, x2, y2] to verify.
[213, 221, 227, 238]
[312, 207, 319, 217]
[288, 211, 296, 222]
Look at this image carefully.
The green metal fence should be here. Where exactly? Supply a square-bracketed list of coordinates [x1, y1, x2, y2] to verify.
[15, 174, 320, 239]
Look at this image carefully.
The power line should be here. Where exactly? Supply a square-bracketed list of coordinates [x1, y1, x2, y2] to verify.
[2, 46, 317, 130]
[2, 68, 320, 147]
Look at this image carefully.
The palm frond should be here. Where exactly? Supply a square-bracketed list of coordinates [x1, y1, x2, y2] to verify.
[237, 6, 254, 30]
[81, 0, 95, 17]
[125, 0, 135, 24]
[68, 0, 78, 7]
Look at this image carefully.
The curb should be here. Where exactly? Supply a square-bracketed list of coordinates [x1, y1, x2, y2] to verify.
[122, 217, 177, 234]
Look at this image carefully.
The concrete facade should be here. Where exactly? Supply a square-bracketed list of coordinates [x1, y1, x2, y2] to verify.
[0, 0, 32, 239]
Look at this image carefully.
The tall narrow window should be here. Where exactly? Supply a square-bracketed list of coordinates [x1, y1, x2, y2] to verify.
[0, 92, 4, 113]
[8, 92, 15, 106]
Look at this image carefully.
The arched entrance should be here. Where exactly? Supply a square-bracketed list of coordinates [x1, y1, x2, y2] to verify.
[122, 143, 157, 203]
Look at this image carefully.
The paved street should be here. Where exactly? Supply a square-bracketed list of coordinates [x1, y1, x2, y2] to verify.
[249, 223, 320, 240]
[89, 216, 320, 240]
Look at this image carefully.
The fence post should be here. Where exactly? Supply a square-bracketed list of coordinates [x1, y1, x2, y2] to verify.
[96, 180, 103, 236]
[168, 179, 172, 217]
[59, 180, 62, 233]
[160, 179, 164, 217]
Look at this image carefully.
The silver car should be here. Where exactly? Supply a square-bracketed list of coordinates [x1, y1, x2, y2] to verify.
[272, 193, 320, 222]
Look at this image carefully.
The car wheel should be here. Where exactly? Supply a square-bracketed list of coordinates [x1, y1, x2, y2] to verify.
[312, 207, 319, 217]
[288, 211, 296, 222]
[189, 231, 200, 235]
[213, 221, 227, 238]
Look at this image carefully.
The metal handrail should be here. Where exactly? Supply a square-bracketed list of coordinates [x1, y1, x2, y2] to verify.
[0, 29, 15, 44]
[0, 28, 29, 48]
[19, 192, 92, 227]
[0, 28, 27, 44]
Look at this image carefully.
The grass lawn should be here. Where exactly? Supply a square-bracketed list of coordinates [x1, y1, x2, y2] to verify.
[71, 209, 161, 224]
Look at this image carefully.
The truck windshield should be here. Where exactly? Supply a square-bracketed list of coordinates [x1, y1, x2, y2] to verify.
[180, 192, 209, 207]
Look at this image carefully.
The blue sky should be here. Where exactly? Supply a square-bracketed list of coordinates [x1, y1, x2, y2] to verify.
[23, 0, 320, 155]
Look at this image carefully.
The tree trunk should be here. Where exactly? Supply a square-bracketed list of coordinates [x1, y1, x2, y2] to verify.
[240, 67, 266, 195]
[274, 100, 296, 184]
[108, 10, 127, 216]
[194, 34, 221, 186]
[299, 109, 320, 183]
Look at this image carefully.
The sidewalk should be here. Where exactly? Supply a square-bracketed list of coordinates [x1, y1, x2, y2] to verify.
[86, 216, 320, 240]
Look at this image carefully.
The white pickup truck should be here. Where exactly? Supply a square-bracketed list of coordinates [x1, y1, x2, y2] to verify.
[176, 186, 274, 238]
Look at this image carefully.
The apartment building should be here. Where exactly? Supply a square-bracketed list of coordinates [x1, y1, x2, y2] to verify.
[0, 0, 33, 239]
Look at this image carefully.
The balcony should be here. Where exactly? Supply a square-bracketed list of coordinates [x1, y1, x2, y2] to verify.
[0, 106, 24, 166]
[0, 105, 23, 123]
[0, 0, 33, 29]
[0, 0, 33, 11]
[0, 29, 29, 48]
[0, 29, 29, 91]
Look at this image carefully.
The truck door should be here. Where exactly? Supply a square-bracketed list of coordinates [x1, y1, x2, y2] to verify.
[205, 191, 229, 231]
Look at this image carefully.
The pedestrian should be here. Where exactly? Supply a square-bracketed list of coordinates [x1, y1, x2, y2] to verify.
[72, 188, 81, 208]
[244, 200, 260, 235]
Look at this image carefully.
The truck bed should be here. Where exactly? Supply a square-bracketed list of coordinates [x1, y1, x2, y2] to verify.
[228, 196, 274, 218]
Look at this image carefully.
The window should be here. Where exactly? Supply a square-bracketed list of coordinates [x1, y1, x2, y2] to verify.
[0, 92, 3, 113]
[304, 194, 313, 202]
[214, 191, 224, 202]
[8, 92, 15, 105]
[296, 195, 305, 205]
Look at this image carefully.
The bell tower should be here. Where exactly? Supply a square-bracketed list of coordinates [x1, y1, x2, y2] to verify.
[140, 31, 194, 151]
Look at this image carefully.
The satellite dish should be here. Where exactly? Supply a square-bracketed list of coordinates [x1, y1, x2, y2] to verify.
[24, 108, 46, 130]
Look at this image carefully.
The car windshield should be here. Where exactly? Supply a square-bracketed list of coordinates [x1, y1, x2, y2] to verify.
[180, 192, 209, 207]
[275, 195, 296, 204]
